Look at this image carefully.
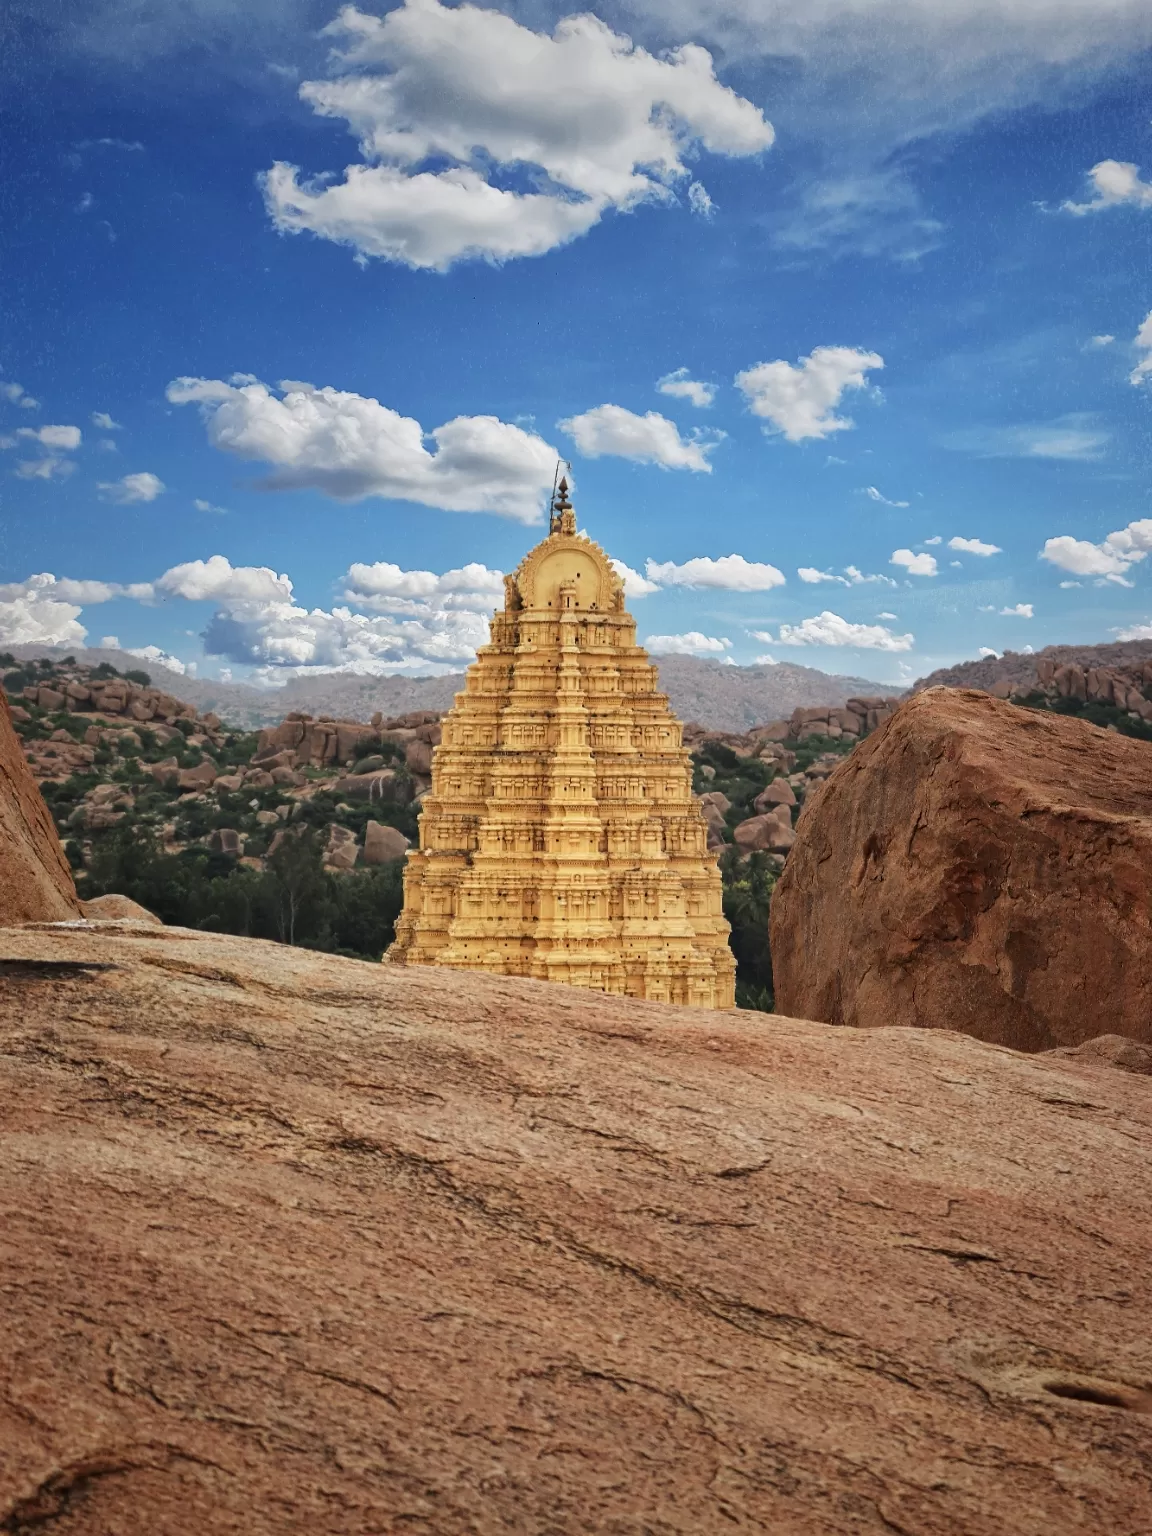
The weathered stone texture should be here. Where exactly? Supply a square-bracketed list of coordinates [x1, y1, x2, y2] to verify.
[772, 687, 1152, 1050]
[0, 924, 1150, 1534]
[0, 688, 80, 925]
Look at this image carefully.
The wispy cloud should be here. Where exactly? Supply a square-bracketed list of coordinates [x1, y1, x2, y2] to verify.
[941, 413, 1109, 461]
[860, 485, 909, 508]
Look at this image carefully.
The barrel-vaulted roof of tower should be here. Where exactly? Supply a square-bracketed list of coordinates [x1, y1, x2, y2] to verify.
[511, 512, 626, 615]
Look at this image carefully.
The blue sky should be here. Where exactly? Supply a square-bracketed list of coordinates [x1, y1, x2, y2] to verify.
[2, 0, 1151, 686]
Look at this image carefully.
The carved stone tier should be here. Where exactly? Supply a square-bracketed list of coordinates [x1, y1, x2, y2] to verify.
[385, 483, 735, 1009]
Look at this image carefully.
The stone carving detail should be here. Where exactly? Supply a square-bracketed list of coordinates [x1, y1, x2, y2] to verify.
[386, 489, 735, 1009]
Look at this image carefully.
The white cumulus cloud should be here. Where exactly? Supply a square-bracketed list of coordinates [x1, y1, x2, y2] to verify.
[610, 559, 660, 597]
[99, 471, 165, 503]
[261, 1, 773, 271]
[949, 536, 1002, 556]
[759, 611, 914, 651]
[559, 404, 722, 472]
[890, 548, 938, 577]
[91, 411, 121, 430]
[644, 631, 732, 655]
[644, 554, 786, 590]
[735, 346, 883, 442]
[168, 374, 559, 522]
[1061, 160, 1152, 215]
[1000, 603, 1034, 617]
[0, 574, 88, 647]
[17, 424, 82, 451]
[1130, 311, 1152, 385]
[341, 560, 505, 615]
[657, 368, 716, 408]
[1, 382, 38, 410]
[1041, 518, 1152, 584]
[125, 644, 190, 675]
[152, 554, 489, 673]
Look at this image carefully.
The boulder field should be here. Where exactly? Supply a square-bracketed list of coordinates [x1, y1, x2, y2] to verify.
[0, 687, 81, 925]
[772, 687, 1152, 1050]
[1, 922, 1151, 1534]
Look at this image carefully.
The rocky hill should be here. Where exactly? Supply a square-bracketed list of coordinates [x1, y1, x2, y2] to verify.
[2, 643, 464, 729]
[913, 639, 1152, 696]
[7, 644, 893, 734]
[2, 921, 1151, 1534]
[2, 653, 903, 1007]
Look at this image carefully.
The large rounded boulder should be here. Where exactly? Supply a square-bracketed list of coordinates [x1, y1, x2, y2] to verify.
[771, 687, 1152, 1051]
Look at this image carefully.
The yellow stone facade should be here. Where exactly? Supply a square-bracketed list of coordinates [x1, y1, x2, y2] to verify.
[385, 482, 736, 1009]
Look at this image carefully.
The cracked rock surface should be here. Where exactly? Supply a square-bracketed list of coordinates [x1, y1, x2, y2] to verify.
[0, 690, 80, 926]
[772, 687, 1152, 1051]
[1, 921, 1150, 1534]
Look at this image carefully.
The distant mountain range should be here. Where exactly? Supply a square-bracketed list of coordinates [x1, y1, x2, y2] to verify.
[6, 644, 894, 733]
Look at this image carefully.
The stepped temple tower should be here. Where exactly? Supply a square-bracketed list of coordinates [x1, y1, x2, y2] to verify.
[385, 480, 736, 1009]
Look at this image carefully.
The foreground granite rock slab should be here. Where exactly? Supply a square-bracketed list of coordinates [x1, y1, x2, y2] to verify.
[1, 924, 1150, 1535]
[772, 687, 1152, 1051]
[0, 689, 81, 925]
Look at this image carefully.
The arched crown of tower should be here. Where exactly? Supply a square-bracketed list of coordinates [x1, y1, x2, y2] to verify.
[508, 476, 625, 615]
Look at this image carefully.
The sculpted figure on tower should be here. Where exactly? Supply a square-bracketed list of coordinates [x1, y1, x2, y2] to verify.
[385, 479, 736, 1009]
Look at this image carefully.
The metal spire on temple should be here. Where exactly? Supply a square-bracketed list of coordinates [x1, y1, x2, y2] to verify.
[549, 473, 577, 537]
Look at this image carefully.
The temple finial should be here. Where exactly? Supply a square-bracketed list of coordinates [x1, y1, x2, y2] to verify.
[549, 466, 576, 534]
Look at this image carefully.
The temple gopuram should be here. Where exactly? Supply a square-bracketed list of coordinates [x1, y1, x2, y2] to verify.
[385, 480, 736, 1009]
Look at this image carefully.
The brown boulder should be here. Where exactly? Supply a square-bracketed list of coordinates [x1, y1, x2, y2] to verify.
[732, 812, 794, 853]
[1048, 1034, 1152, 1076]
[0, 691, 81, 925]
[177, 760, 218, 791]
[362, 820, 410, 864]
[336, 722, 372, 762]
[405, 737, 434, 776]
[207, 828, 245, 856]
[699, 800, 727, 837]
[252, 747, 297, 770]
[80, 893, 162, 925]
[149, 757, 180, 787]
[699, 789, 731, 814]
[753, 779, 796, 812]
[772, 688, 1152, 1051]
[323, 823, 359, 870]
[334, 769, 410, 804]
[751, 719, 790, 741]
[1, 925, 1151, 1533]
